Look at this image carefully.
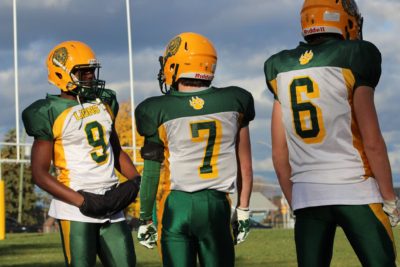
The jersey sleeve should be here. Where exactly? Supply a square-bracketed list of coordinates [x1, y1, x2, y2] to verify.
[101, 89, 119, 119]
[139, 159, 161, 221]
[22, 100, 54, 141]
[350, 41, 381, 89]
[239, 89, 255, 128]
[135, 99, 160, 138]
[264, 56, 279, 100]
[136, 99, 164, 220]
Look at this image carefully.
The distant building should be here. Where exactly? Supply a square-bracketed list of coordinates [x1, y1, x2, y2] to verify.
[230, 192, 278, 214]
[395, 187, 400, 197]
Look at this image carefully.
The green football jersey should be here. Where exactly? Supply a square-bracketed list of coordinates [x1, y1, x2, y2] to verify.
[264, 38, 381, 184]
[135, 86, 255, 193]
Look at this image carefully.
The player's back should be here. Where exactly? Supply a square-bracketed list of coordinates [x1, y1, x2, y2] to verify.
[136, 86, 255, 193]
[264, 38, 381, 184]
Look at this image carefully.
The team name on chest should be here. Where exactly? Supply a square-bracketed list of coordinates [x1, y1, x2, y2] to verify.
[73, 105, 101, 120]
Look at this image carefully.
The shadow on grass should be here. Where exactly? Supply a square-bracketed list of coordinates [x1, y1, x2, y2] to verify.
[1, 242, 60, 256]
[1, 263, 67, 267]
[136, 263, 163, 267]
[2, 261, 162, 267]
[236, 261, 296, 267]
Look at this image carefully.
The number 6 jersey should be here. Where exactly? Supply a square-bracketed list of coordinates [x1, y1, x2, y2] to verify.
[135, 86, 255, 193]
[264, 38, 381, 185]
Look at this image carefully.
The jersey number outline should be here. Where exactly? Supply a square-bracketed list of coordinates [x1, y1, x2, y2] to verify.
[190, 120, 222, 179]
[289, 76, 326, 144]
[84, 121, 109, 164]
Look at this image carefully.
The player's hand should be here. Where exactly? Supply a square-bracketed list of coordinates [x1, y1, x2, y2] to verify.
[78, 190, 108, 217]
[232, 207, 250, 245]
[78, 176, 141, 218]
[383, 197, 400, 227]
[137, 220, 158, 249]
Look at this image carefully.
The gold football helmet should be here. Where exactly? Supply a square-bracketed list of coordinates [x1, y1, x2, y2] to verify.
[301, 0, 363, 40]
[46, 40, 105, 99]
[158, 32, 217, 93]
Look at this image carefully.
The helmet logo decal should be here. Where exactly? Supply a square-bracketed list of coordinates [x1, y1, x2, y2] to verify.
[52, 47, 68, 67]
[165, 36, 181, 58]
[299, 50, 314, 65]
[189, 96, 205, 110]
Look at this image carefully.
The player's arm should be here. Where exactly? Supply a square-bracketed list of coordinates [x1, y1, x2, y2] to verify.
[31, 139, 84, 207]
[77, 126, 142, 219]
[271, 100, 292, 205]
[138, 138, 164, 221]
[353, 87, 396, 200]
[232, 126, 253, 244]
[137, 139, 163, 249]
[353, 86, 399, 226]
[137, 158, 160, 249]
[236, 126, 253, 209]
[139, 160, 161, 221]
[110, 126, 140, 180]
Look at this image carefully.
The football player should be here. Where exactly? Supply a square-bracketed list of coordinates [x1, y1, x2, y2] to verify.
[135, 32, 254, 267]
[264, 0, 398, 266]
[22, 41, 141, 267]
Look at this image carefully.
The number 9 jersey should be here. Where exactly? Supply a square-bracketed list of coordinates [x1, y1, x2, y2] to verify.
[22, 89, 120, 222]
[264, 38, 381, 185]
[135, 86, 255, 193]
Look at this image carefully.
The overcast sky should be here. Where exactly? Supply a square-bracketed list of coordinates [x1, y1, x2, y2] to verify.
[0, 0, 399, 185]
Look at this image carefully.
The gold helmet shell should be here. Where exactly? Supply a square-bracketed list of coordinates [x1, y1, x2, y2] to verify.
[46, 40, 102, 92]
[301, 0, 363, 40]
[158, 32, 217, 93]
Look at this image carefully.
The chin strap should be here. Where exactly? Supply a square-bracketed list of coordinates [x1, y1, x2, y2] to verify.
[158, 56, 180, 94]
[158, 56, 168, 94]
[76, 94, 84, 130]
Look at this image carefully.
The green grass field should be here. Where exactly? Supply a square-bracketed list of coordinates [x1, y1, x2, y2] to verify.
[1, 228, 399, 267]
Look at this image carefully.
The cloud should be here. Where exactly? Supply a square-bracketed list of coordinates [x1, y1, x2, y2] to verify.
[2, 0, 70, 8]
[253, 155, 274, 173]
[383, 131, 400, 178]
[388, 145, 400, 176]
[0, 68, 17, 120]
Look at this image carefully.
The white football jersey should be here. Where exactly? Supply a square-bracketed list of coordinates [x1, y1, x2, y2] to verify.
[265, 39, 382, 185]
[23, 91, 124, 222]
[136, 86, 255, 193]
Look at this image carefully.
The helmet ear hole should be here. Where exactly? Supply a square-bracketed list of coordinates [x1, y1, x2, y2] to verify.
[169, 63, 175, 71]
[345, 27, 350, 39]
[56, 73, 62, 79]
[184, 42, 188, 51]
[348, 19, 354, 29]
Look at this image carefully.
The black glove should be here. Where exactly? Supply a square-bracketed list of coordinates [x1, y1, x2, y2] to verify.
[78, 176, 141, 218]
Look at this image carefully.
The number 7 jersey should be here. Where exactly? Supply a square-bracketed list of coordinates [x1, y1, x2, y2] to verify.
[135, 86, 255, 193]
[264, 38, 381, 184]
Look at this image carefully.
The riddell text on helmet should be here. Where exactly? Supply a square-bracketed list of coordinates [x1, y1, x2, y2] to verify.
[303, 26, 326, 35]
[195, 73, 213, 80]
